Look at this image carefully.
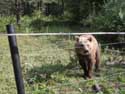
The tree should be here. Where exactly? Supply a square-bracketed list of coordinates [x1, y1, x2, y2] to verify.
[0, 0, 15, 16]
[63, 0, 105, 23]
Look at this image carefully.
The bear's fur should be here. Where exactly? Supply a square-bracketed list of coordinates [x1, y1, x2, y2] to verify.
[75, 34, 100, 79]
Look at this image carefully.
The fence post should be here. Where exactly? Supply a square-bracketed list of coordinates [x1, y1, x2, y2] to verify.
[6, 24, 25, 94]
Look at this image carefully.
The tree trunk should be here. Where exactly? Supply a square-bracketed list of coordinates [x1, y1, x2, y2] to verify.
[15, 0, 21, 26]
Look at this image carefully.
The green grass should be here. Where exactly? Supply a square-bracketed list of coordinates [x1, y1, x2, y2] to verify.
[0, 36, 125, 94]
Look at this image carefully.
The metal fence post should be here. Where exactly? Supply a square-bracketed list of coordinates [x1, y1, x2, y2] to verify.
[6, 24, 25, 94]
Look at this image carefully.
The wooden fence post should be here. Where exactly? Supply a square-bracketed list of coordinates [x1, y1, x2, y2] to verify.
[6, 24, 25, 94]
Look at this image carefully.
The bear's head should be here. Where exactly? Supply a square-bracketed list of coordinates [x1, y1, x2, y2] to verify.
[75, 35, 92, 56]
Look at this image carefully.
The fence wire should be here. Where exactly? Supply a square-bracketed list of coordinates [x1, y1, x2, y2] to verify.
[0, 32, 125, 36]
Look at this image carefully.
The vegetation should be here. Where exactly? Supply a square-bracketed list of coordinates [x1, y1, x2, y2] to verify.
[0, 0, 124, 42]
[0, 0, 124, 32]
[0, 0, 125, 94]
[0, 36, 125, 94]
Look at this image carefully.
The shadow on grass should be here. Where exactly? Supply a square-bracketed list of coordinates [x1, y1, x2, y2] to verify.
[26, 63, 66, 83]
[26, 57, 83, 84]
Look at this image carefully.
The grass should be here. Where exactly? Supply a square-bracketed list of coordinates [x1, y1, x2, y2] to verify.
[0, 36, 125, 94]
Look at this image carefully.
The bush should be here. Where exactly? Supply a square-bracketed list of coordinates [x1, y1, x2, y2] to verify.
[84, 0, 125, 32]
[83, 0, 125, 42]
[0, 16, 16, 32]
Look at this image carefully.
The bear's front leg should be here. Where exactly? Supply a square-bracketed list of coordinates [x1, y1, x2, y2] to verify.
[79, 59, 88, 79]
[87, 61, 93, 79]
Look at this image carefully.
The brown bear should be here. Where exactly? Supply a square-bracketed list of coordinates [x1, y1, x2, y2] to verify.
[75, 34, 100, 79]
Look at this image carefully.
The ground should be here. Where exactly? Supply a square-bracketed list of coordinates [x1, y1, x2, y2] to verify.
[0, 36, 125, 94]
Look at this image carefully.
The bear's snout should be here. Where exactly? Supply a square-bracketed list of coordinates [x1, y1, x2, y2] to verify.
[76, 43, 90, 55]
[79, 44, 84, 47]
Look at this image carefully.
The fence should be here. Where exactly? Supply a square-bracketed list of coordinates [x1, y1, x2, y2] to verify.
[1, 32, 125, 36]
[0, 27, 125, 94]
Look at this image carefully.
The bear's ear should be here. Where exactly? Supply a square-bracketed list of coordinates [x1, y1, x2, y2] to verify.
[75, 36, 79, 42]
[88, 37, 92, 42]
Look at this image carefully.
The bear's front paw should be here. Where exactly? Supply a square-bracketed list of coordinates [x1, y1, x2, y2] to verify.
[83, 75, 88, 80]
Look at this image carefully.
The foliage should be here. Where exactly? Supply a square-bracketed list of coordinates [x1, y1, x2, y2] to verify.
[0, 0, 125, 93]
[84, 0, 125, 32]
[0, 16, 16, 32]
[32, 84, 55, 94]
[0, 0, 14, 15]
[81, 0, 125, 43]
[0, 0, 124, 43]
[64, 0, 104, 23]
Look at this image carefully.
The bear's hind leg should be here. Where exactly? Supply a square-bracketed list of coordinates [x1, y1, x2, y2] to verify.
[95, 49, 100, 72]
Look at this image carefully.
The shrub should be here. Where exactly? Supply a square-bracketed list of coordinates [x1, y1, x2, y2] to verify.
[84, 0, 125, 32]
[83, 0, 125, 42]
[0, 16, 15, 32]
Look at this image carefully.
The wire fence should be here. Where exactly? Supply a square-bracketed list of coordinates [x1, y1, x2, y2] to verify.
[0, 32, 125, 36]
